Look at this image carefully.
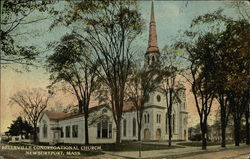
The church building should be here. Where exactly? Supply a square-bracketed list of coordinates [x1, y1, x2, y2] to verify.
[121, 1, 188, 141]
[38, 1, 188, 145]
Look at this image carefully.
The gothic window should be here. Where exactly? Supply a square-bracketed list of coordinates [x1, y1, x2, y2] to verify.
[156, 114, 161, 123]
[123, 119, 127, 137]
[144, 114, 147, 123]
[133, 118, 136, 137]
[97, 119, 112, 138]
[157, 95, 161, 102]
[72, 125, 78, 138]
[43, 123, 47, 138]
[152, 56, 155, 63]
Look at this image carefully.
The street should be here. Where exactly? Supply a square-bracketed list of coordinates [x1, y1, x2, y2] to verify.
[177, 146, 250, 159]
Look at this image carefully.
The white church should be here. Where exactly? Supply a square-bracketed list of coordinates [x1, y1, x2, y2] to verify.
[38, 1, 188, 145]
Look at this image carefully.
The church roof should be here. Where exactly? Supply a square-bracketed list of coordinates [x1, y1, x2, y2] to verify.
[146, 1, 160, 55]
[42, 104, 111, 121]
[42, 102, 140, 122]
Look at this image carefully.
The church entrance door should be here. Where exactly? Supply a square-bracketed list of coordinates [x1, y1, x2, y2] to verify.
[156, 129, 161, 140]
[144, 129, 150, 140]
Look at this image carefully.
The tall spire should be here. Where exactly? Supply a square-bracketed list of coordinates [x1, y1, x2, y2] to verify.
[146, 1, 159, 55]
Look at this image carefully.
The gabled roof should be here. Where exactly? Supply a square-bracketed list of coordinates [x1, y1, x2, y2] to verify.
[41, 104, 111, 122]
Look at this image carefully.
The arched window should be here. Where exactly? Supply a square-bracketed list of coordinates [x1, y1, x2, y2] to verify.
[156, 114, 161, 123]
[144, 114, 147, 123]
[43, 124, 47, 138]
[43, 121, 47, 138]
[147, 114, 150, 123]
[152, 56, 155, 63]
[123, 119, 127, 137]
[97, 119, 112, 138]
[133, 118, 136, 137]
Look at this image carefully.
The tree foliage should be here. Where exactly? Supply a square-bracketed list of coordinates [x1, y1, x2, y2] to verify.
[49, 0, 144, 144]
[47, 33, 101, 145]
[177, 9, 250, 148]
[0, 0, 54, 68]
[6, 116, 33, 139]
[126, 61, 160, 141]
[9, 88, 52, 143]
[159, 46, 185, 146]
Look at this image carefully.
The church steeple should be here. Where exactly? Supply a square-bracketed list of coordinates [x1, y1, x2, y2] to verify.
[145, 1, 160, 65]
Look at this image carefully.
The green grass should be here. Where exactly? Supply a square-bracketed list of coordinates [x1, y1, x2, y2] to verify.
[177, 141, 220, 147]
[101, 142, 183, 151]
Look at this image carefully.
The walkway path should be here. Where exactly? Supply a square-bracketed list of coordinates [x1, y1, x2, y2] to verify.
[104, 144, 250, 159]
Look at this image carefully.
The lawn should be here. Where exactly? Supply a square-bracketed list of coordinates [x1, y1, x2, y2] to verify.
[177, 141, 220, 147]
[100, 142, 183, 151]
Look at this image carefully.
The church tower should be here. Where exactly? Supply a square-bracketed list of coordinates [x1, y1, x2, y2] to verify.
[145, 1, 160, 66]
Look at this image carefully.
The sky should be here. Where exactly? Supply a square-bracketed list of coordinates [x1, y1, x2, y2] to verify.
[0, 1, 244, 134]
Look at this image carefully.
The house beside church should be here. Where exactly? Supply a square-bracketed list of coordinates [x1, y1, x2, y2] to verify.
[38, 1, 188, 145]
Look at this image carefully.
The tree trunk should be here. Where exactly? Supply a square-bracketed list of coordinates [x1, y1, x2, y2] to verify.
[116, 118, 121, 144]
[168, 115, 172, 146]
[33, 123, 37, 144]
[221, 102, 226, 147]
[245, 106, 250, 145]
[138, 125, 141, 141]
[201, 119, 207, 150]
[79, 100, 83, 113]
[233, 116, 241, 146]
[84, 114, 89, 145]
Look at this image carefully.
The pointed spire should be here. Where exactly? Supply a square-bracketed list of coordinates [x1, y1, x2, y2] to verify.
[150, 1, 155, 23]
[146, 0, 159, 55]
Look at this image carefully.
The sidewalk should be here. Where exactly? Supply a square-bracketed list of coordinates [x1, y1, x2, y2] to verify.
[103, 144, 250, 159]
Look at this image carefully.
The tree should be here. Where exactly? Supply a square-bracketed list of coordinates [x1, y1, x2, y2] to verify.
[159, 46, 184, 146]
[47, 33, 100, 145]
[126, 61, 159, 141]
[50, 0, 144, 144]
[10, 88, 52, 143]
[177, 31, 217, 150]
[190, 10, 250, 146]
[6, 116, 33, 139]
[1, 0, 54, 68]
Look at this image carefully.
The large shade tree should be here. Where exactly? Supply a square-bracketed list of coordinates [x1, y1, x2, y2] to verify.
[190, 10, 250, 146]
[159, 46, 184, 146]
[50, 0, 144, 144]
[10, 88, 52, 143]
[47, 33, 100, 145]
[126, 61, 160, 141]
